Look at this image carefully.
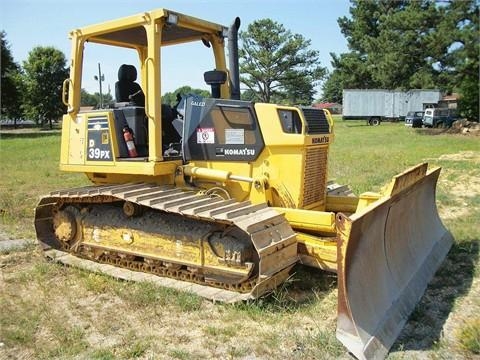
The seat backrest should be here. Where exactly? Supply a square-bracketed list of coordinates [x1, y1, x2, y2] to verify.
[115, 64, 145, 106]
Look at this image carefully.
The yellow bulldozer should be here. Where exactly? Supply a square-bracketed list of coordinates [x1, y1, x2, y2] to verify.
[34, 9, 453, 359]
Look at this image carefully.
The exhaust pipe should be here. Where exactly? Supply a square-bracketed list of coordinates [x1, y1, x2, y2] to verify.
[228, 17, 241, 100]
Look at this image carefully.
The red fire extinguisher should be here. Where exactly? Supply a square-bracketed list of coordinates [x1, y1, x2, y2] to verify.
[123, 126, 138, 157]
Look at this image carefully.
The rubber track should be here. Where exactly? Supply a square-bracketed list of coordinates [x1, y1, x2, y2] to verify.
[35, 183, 298, 303]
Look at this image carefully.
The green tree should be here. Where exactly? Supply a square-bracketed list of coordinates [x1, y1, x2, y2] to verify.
[81, 89, 114, 108]
[240, 88, 257, 102]
[323, 0, 439, 102]
[22, 46, 69, 129]
[1, 31, 23, 122]
[162, 86, 210, 106]
[81, 89, 98, 107]
[366, 1, 439, 89]
[436, 0, 479, 120]
[323, 0, 479, 120]
[321, 52, 374, 103]
[239, 19, 326, 105]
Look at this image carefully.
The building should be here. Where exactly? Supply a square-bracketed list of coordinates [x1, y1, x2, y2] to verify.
[313, 102, 342, 114]
[439, 93, 459, 109]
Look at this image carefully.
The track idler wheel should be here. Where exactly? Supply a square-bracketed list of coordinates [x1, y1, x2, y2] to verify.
[52, 206, 81, 250]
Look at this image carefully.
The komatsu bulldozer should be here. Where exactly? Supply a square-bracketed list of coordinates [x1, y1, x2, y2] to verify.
[34, 9, 453, 360]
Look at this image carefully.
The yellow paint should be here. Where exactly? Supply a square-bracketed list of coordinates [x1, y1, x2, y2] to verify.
[325, 195, 359, 213]
[273, 208, 336, 236]
[82, 225, 252, 277]
[356, 192, 382, 212]
[296, 232, 338, 272]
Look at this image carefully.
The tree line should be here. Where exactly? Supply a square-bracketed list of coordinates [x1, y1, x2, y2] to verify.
[2, 1, 478, 125]
[1, 32, 69, 128]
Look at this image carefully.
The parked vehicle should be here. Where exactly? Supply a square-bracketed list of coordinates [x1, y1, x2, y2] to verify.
[405, 111, 424, 128]
[423, 108, 457, 128]
[342, 89, 442, 125]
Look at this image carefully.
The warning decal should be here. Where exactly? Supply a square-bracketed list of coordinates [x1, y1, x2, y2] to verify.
[196, 128, 215, 144]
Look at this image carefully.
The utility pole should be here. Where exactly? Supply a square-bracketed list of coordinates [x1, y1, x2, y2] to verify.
[94, 63, 104, 108]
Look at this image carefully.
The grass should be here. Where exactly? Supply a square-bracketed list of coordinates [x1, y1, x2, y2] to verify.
[0, 120, 479, 359]
[0, 134, 87, 238]
[329, 118, 480, 194]
[457, 318, 480, 354]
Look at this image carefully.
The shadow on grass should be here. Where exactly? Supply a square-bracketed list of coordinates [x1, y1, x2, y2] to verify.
[392, 240, 479, 352]
[233, 264, 337, 314]
[414, 128, 449, 136]
[344, 123, 370, 128]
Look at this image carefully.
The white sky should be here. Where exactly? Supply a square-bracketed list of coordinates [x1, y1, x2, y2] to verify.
[1, 0, 350, 98]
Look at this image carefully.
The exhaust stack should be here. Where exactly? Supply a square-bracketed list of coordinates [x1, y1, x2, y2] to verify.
[228, 17, 241, 100]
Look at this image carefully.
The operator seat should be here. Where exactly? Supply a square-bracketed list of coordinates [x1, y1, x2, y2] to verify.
[115, 64, 145, 106]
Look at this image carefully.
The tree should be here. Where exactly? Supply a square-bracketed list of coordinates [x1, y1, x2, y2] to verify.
[436, 0, 479, 120]
[81, 89, 98, 107]
[321, 52, 374, 103]
[162, 86, 210, 106]
[239, 19, 326, 105]
[1, 31, 23, 122]
[323, 0, 479, 120]
[323, 0, 439, 102]
[365, 1, 439, 89]
[22, 46, 68, 128]
[81, 89, 114, 108]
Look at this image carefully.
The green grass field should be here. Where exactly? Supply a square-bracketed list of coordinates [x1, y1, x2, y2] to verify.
[0, 119, 479, 359]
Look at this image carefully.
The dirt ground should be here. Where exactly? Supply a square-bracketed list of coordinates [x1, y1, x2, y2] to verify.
[435, 151, 480, 221]
[416, 119, 480, 137]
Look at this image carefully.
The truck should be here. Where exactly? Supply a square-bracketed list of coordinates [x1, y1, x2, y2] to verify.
[34, 9, 452, 360]
[342, 89, 442, 125]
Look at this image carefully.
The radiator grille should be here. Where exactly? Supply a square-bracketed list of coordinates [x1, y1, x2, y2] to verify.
[301, 107, 330, 134]
[301, 147, 328, 208]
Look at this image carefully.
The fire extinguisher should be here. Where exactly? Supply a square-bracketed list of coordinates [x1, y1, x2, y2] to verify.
[123, 126, 138, 157]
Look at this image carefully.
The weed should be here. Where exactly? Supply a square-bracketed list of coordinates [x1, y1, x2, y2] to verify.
[169, 348, 192, 360]
[310, 329, 345, 357]
[203, 324, 238, 339]
[122, 338, 150, 359]
[0, 299, 41, 346]
[38, 325, 88, 359]
[90, 348, 116, 360]
[175, 291, 202, 312]
[116, 281, 169, 307]
[78, 270, 121, 294]
[227, 345, 250, 358]
[457, 318, 480, 354]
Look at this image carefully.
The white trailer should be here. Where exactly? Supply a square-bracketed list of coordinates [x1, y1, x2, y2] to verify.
[342, 89, 442, 125]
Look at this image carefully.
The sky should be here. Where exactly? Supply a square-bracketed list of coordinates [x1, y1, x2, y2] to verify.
[1, 0, 352, 98]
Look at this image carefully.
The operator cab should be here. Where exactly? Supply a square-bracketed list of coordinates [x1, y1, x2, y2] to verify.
[66, 9, 239, 174]
[112, 63, 182, 159]
[110, 66, 227, 161]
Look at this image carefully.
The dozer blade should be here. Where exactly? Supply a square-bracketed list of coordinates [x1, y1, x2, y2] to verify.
[335, 163, 453, 360]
